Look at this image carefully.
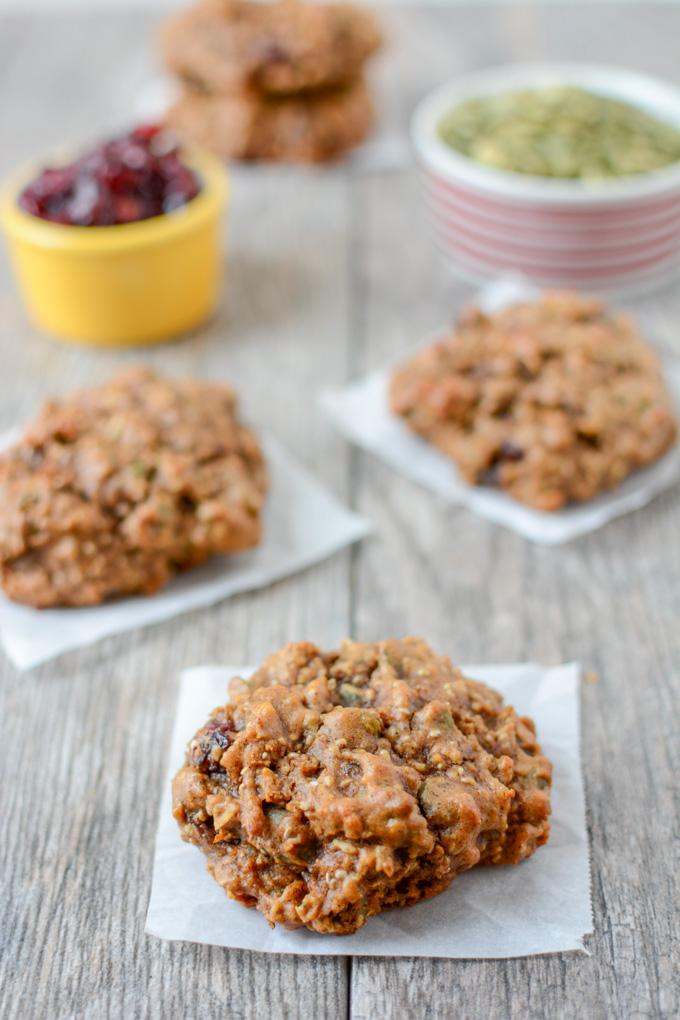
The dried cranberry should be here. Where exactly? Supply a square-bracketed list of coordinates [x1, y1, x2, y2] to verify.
[18, 126, 201, 227]
[500, 441, 524, 461]
[119, 144, 150, 172]
[113, 196, 146, 224]
[132, 124, 161, 144]
[65, 179, 101, 226]
[190, 721, 234, 774]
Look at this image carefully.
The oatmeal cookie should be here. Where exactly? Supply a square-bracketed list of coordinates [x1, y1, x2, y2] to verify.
[0, 368, 266, 608]
[390, 292, 678, 511]
[167, 78, 374, 162]
[160, 0, 382, 97]
[173, 637, 552, 934]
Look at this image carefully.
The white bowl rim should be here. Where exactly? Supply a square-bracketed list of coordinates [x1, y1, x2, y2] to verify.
[412, 62, 680, 207]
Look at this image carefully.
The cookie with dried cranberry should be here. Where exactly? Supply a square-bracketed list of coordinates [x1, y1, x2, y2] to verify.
[167, 78, 374, 163]
[0, 368, 266, 608]
[173, 637, 552, 934]
[390, 292, 678, 511]
[160, 0, 382, 97]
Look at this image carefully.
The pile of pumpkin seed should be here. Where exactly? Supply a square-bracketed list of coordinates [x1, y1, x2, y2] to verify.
[438, 85, 680, 179]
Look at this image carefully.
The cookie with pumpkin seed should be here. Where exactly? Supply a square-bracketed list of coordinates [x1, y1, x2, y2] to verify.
[0, 367, 266, 607]
[172, 637, 552, 934]
[390, 292, 678, 511]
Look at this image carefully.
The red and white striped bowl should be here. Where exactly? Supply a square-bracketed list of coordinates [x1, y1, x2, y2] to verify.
[411, 64, 680, 294]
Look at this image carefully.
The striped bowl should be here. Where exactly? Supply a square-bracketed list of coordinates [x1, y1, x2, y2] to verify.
[411, 63, 680, 294]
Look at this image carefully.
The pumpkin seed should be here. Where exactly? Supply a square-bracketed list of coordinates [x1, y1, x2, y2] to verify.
[438, 86, 680, 179]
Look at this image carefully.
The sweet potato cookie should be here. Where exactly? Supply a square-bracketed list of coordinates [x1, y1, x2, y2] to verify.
[0, 368, 266, 608]
[390, 293, 678, 511]
[167, 78, 374, 163]
[173, 637, 552, 934]
[160, 0, 382, 97]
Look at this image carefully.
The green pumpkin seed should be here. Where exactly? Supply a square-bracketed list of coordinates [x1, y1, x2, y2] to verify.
[438, 86, 680, 179]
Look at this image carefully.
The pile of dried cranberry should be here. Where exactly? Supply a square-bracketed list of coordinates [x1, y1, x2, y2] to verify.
[19, 126, 201, 226]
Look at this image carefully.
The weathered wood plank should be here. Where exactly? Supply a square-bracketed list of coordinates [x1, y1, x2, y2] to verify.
[0, 13, 353, 1020]
[350, 5, 680, 1019]
[0, 5, 679, 1020]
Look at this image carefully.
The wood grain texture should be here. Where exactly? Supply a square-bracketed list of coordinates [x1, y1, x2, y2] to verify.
[0, 5, 678, 1020]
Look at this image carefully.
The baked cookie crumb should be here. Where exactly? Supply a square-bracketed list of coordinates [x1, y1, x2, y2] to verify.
[0, 368, 266, 607]
[173, 637, 552, 934]
[390, 293, 678, 511]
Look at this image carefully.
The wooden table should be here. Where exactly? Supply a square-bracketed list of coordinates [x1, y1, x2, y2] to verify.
[1, 5, 679, 1018]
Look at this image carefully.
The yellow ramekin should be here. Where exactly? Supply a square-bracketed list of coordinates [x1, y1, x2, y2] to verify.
[0, 148, 228, 347]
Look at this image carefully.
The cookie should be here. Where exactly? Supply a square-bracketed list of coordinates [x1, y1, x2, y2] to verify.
[172, 637, 552, 934]
[390, 292, 678, 511]
[160, 0, 382, 97]
[0, 368, 266, 608]
[167, 78, 374, 162]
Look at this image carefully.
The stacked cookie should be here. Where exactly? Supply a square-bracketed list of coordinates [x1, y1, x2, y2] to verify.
[160, 0, 382, 162]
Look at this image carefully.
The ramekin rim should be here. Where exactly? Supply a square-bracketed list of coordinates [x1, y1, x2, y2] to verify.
[411, 62, 680, 207]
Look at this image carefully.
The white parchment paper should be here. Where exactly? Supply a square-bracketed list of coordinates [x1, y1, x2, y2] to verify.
[320, 278, 680, 544]
[146, 660, 592, 958]
[0, 437, 369, 671]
